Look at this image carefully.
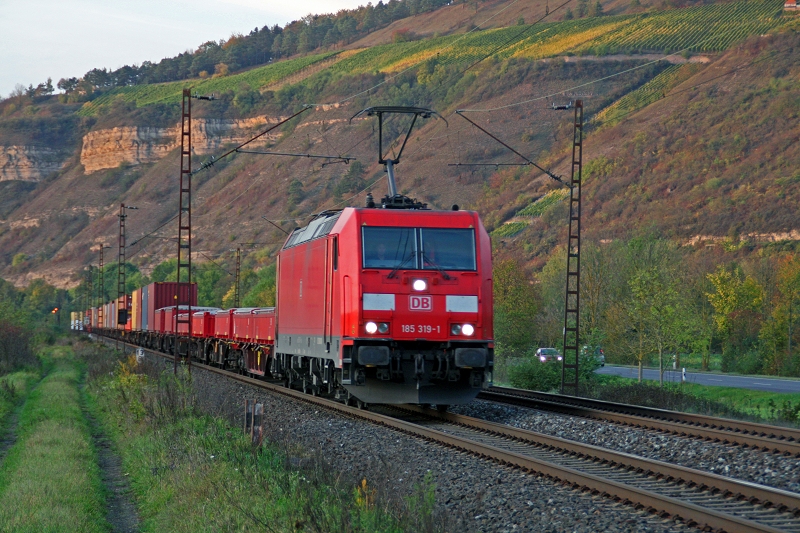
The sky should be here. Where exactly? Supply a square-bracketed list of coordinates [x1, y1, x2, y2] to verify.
[0, 0, 368, 98]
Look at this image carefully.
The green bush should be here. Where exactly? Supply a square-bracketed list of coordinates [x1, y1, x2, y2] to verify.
[507, 347, 601, 392]
[507, 358, 562, 391]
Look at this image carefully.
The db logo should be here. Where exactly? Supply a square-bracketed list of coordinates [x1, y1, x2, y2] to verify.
[409, 295, 432, 311]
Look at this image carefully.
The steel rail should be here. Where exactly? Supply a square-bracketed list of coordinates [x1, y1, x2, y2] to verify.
[93, 336, 800, 532]
[480, 387, 800, 456]
[399, 405, 800, 513]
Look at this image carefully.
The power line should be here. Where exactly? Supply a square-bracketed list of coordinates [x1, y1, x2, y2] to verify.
[455, 110, 569, 187]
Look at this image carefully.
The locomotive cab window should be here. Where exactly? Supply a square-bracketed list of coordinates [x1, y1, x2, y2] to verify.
[421, 228, 476, 271]
[363, 227, 417, 269]
[362, 227, 476, 271]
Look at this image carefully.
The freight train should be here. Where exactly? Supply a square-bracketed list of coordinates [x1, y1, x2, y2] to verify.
[82, 106, 495, 408]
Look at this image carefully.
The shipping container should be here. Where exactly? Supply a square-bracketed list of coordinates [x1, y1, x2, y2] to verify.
[131, 288, 142, 331]
[192, 309, 219, 338]
[125, 295, 132, 331]
[232, 308, 257, 341]
[214, 309, 235, 339]
[176, 310, 190, 335]
[144, 282, 197, 334]
[155, 307, 167, 333]
[252, 308, 276, 343]
[159, 305, 216, 335]
[142, 286, 149, 331]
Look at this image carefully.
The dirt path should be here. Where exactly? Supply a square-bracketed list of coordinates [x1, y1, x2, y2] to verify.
[83, 404, 141, 533]
[0, 410, 20, 465]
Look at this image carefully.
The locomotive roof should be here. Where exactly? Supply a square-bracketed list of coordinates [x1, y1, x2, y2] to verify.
[281, 207, 479, 251]
[283, 210, 342, 249]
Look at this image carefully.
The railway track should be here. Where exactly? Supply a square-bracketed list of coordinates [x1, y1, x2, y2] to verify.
[100, 338, 800, 533]
[478, 387, 800, 456]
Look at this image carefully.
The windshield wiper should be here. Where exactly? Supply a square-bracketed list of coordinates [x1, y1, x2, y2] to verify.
[421, 253, 452, 280]
[387, 252, 417, 279]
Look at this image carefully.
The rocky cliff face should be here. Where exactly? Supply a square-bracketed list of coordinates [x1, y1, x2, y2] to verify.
[80, 116, 284, 174]
[0, 146, 68, 182]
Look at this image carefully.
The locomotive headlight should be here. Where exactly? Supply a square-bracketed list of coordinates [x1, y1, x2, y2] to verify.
[377, 322, 389, 334]
[412, 279, 427, 291]
[365, 321, 378, 334]
[451, 324, 462, 335]
[461, 324, 475, 336]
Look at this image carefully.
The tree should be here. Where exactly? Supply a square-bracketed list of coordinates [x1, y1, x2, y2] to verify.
[287, 179, 304, 207]
[577, 0, 589, 17]
[628, 264, 686, 385]
[57, 77, 79, 94]
[535, 247, 566, 349]
[707, 264, 763, 371]
[777, 255, 800, 364]
[494, 259, 539, 354]
[591, 0, 603, 16]
[334, 161, 365, 199]
[563, 8, 574, 20]
[761, 255, 800, 374]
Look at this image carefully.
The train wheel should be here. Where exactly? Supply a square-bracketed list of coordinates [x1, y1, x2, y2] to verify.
[436, 404, 450, 413]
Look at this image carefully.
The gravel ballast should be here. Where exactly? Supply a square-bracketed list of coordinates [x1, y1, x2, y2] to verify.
[187, 364, 690, 533]
[450, 400, 800, 494]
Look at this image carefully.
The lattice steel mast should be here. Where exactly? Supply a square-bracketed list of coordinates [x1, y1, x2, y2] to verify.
[561, 100, 583, 395]
[234, 247, 241, 308]
[175, 89, 192, 374]
[117, 203, 137, 329]
[98, 245, 109, 329]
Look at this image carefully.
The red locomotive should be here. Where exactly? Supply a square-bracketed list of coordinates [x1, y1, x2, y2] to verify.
[272, 204, 493, 405]
[84, 107, 494, 407]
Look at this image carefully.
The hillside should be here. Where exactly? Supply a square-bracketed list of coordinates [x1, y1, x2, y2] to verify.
[0, 0, 797, 288]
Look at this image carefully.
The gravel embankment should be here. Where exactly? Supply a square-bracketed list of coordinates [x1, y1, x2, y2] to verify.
[188, 365, 689, 533]
[450, 400, 800, 494]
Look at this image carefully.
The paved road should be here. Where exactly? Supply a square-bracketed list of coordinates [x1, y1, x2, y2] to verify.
[597, 365, 800, 394]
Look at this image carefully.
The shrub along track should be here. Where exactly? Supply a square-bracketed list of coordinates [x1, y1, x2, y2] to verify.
[479, 388, 800, 457]
[112, 338, 800, 533]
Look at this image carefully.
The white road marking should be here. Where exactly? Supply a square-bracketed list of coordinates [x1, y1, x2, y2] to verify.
[752, 382, 772, 386]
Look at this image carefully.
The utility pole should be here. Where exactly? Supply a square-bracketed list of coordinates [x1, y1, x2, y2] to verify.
[234, 247, 241, 308]
[561, 100, 583, 395]
[117, 204, 138, 352]
[85, 267, 92, 330]
[97, 245, 110, 330]
[175, 89, 193, 374]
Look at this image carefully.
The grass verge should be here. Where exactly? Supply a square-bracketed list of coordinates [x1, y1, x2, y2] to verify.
[499, 356, 800, 426]
[676, 381, 800, 422]
[82, 341, 441, 533]
[582, 375, 800, 423]
[0, 345, 107, 532]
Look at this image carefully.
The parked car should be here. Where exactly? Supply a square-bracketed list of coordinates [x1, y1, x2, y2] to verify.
[581, 345, 605, 366]
[535, 347, 563, 363]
